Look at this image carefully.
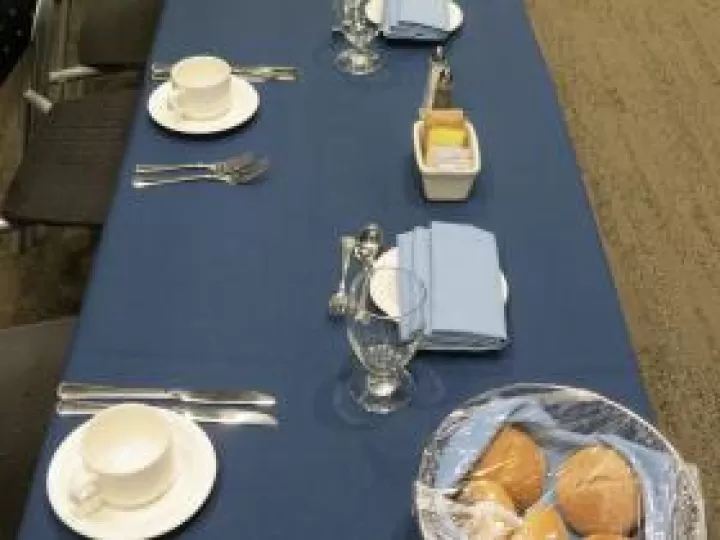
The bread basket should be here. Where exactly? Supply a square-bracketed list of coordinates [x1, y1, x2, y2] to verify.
[413, 383, 706, 539]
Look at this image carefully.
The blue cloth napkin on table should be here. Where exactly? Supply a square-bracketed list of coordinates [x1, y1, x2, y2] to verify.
[382, 0, 449, 41]
[430, 397, 679, 539]
[398, 222, 507, 351]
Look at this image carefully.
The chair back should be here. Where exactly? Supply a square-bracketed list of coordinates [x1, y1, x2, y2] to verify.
[28, 0, 62, 94]
[77, 0, 164, 68]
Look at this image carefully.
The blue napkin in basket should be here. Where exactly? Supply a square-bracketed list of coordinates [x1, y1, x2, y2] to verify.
[382, 0, 449, 41]
[432, 397, 678, 539]
[398, 222, 507, 351]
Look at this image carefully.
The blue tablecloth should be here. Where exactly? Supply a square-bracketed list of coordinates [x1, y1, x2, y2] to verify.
[18, 0, 652, 537]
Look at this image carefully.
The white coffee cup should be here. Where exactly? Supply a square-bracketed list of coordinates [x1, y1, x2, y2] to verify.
[167, 55, 232, 121]
[69, 403, 175, 514]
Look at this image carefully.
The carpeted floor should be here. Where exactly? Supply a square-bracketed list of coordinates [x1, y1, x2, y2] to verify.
[0, 0, 718, 534]
[528, 0, 720, 530]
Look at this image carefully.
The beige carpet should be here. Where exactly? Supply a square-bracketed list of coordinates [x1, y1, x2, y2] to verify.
[528, 0, 720, 531]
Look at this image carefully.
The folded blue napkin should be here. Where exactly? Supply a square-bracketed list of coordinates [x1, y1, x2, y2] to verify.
[382, 0, 449, 41]
[431, 397, 679, 539]
[398, 222, 507, 351]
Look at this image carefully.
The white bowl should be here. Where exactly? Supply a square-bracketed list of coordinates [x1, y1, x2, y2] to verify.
[413, 120, 481, 202]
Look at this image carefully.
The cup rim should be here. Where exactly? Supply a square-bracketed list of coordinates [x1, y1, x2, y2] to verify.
[81, 403, 172, 476]
[350, 265, 427, 322]
[171, 55, 231, 89]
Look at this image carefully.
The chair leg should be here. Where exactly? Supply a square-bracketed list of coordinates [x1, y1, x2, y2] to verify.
[9, 229, 23, 253]
[10, 226, 39, 253]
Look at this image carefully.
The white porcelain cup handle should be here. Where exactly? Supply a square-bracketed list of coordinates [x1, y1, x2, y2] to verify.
[166, 86, 188, 119]
[68, 469, 104, 516]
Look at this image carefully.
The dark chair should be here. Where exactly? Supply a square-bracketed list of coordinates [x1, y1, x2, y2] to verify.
[49, 0, 164, 84]
[0, 0, 61, 244]
[0, 317, 75, 539]
[77, 0, 163, 68]
[2, 88, 138, 227]
[0, 0, 163, 234]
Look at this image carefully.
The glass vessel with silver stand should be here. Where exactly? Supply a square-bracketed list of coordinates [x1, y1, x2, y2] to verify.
[334, 0, 382, 75]
[346, 266, 426, 413]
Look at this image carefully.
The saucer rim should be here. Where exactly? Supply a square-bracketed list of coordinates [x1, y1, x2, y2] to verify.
[148, 75, 260, 135]
[46, 409, 217, 539]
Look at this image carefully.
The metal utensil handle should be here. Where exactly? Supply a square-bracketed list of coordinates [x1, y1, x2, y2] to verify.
[235, 74, 298, 83]
[151, 72, 171, 83]
[177, 390, 277, 406]
[150, 62, 171, 73]
[243, 66, 299, 76]
[134, 163, 212, 175]
[57, 401, 280, 426]
[151, 72, 295, 84]
[132, 174, 220, 188]
[57, 382, 170, 401]
[152, 62, 297, 73]
[57, 400, 109, 416]
[248, 73, 297, 81]
[338, 237, 354, 293]
[151, 63, 297, 78]
[135, 153, 256, 176]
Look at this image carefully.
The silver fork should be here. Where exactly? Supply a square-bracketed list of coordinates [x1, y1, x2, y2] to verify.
[132, 157, 270, 188]
[134, 153, 255, 176]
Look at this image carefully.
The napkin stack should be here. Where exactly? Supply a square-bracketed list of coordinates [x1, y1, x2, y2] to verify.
[398, 222, 507, 351]
[382, 0, 449, 41]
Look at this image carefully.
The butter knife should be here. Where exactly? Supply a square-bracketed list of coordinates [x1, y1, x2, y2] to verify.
[57, 382, 276, 408]
[57, 400, 278, 426]
[150, 63, 299, 83]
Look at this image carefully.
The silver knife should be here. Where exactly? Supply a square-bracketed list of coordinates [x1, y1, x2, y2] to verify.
[57, 400, 278, 426]
[57, 382, 276, 408]
[152, 72, 296, 84]
[150, 63, 299, 83]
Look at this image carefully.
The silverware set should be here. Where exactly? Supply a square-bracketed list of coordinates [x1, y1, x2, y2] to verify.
[150, 62, 300, 83]
[328, 223, 384, 317]
[132, 153, 270, 189]
[56, 382, 278, 426]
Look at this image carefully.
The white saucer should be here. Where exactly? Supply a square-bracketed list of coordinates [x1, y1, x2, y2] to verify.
[47, 409, 217, 540]
[148, 75, 260, 135]
[366, 0, 464, 35]
[370, 247, 509, 318]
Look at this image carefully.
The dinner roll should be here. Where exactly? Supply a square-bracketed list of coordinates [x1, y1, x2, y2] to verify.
[471, 426, 546, 510]
[459, 479, 516, 512]
[556, 446, 641, 535]
[511, 505, 568, 540]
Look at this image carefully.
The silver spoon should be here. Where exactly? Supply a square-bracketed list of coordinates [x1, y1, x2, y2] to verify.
[354, 223, 384, 267]
[328, 235, 357, 317]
